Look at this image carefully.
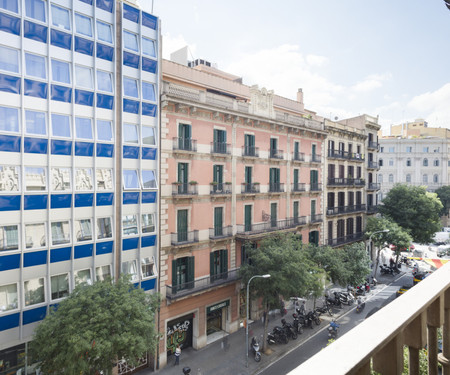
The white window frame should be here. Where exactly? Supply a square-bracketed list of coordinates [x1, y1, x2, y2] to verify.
[24, 277, 45, 307]
[0, 282, 19, 313]
[50, 273, 70, 300]
[24, 166, 47, 192]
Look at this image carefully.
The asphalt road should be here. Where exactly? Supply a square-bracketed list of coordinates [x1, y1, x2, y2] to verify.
[257, 271, 411, 375]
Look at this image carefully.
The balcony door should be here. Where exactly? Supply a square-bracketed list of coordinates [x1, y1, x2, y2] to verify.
[270, 168, 280, 190]
[311, 200, 316, 217]
[172, 256, 194, 292]
[210, 249, 228, 282]
[293, 169, 299, 188]
[310, 170, 318, 188]
[213, 165, 223, 192]
[178, 163, 188, 194]
[270, 202, 277, 227]
[245, 134, 255, 156]
[214, 129, 227, 153]
[293, 201, 299, 224]
[177, 209, 188, 242]
[178, 123, 191, 150]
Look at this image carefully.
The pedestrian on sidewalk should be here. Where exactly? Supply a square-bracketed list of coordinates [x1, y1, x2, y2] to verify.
[174, 344, 181, 366]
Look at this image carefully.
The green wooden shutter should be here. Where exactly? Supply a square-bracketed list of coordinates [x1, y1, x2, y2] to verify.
[310, 170, 318, 184]
[221, 249, 228, 277]
[293, 201, 299, 219]
[177, 210, 188, 242]
[293, 169, 299, 186]
[271, 203, 277, 227]
[214, 207, 223, 236]
[172, 259, 177, 293]
[245, 205, 252, 231]
[294, 142, 299, 155]
[311, 200, 316, 216]
[245, 166, 252, 184]
[312, 144, 317, 157]
[187, 256, 195, 289]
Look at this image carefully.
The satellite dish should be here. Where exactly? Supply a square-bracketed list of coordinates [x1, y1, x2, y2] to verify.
[334, 116, 339, 120]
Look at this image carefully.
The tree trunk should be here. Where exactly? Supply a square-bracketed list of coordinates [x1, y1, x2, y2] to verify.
[262, 301, 269, 353]
[372, 246, 382, 278]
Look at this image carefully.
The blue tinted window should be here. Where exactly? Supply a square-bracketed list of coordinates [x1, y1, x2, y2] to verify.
[123, 123, 138, 144]
[51, 4, 71, 30]
[142, 37, 156, 57]
[25, 110, 46, 135]
[75, 117, 93, 140]
[51, 114, 70, 137]
[97, 120, 112, 141]
[142, 126, 155, 145]
[142, 82, 155, 101]
[0, 106, 19, 132]
[142, 170, 156, 189]
[25, 53, 46, 79]
[75, 65, 93, 89]
[52, 60, 70, 84]
[97, 70, 112, 92]
[26, 0, 45, 22]
[123, 170, 139, 189]
[123, 30, 138, 52]
[0, 46, 19, 73]
[123, 77, 138, 98]
[96, 20, 112, 43]
[0, 0, 18, 13]
[75, 13, 92, 37]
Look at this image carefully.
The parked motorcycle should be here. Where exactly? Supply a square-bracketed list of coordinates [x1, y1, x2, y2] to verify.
[327, 320, 340, 339]
[315, 302, 333, 317]
[334, 290, 354, 305]
[295, 310, 315, 329]
[349, 285, 365, 296]
[367, 275, 377, 287]
[267, 326, 288, 345]
[292, 313, 304, 334]
[250, 336, 261, 362]
[281, 319, 298, 340]
[325, 292, 342, 308]
[380, 264, 394, 275]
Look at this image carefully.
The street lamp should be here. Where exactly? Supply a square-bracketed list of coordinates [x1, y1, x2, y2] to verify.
[246, 274, 271, 368]
[369, 229, 389, 276]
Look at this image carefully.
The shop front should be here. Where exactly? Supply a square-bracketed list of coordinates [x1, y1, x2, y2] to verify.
[166, 314, 193, 357]
[206, 300, 229, 337]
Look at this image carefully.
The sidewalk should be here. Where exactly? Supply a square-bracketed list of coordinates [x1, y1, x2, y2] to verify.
[138, 295, 359, 375]
[137, 266, 408, 375]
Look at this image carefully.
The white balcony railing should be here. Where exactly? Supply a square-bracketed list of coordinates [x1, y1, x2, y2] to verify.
[291, 262, 450, 375]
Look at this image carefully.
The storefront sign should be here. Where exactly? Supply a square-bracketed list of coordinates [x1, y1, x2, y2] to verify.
[207, 300, 229, 314]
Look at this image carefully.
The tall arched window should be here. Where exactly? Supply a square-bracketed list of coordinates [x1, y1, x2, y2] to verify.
[423, 158, 428, 167]
[379, 159, 383, 167]
[433, 174, 439, 183]
[434, 159, 439, 167]
[406, 158, 411, 167]
[406, 174, 411, 183]
[389, 159, 394, 166]
[423, 174, 428, 183]
[388, 174, 394, 183]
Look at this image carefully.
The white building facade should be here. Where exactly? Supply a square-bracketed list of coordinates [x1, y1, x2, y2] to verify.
[378, 137, 450, 199]
[0, 0, 160, 372]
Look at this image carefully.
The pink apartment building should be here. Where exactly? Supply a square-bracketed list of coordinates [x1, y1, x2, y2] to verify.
[157, 58, 327, 367]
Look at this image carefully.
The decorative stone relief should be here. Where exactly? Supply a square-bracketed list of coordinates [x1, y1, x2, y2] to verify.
[249, 85, 275, 119]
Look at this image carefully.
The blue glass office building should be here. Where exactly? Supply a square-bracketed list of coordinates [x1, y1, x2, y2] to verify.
[0, 0, 159, 371]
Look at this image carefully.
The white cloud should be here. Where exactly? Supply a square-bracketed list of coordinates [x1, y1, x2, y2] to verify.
[352, 73, 391, 93]
[305, 54, 328, 67]
[161, 33, 197, 60]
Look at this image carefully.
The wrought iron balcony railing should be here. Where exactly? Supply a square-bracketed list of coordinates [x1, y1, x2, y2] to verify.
[240, 182, 260, 194]
[327, 178, 365, 187]
[367, 204, 379, 213]
[209, 225, 232, 239]
[296, 262, 450, 374]
[291, 183, 306, 192]
[310, 154, 321, 163]
[210, 182, 232, 195]
[348, 152, 365, 161]
[368, 182, 381, 190]
[368, 160, 379, 169]
[269, 148, 284, 159]
[310, 183, 322, 192]
[170, 230, 199, 245]
[172, 183, 198, 196]
[327, 232, 363, 247]
[236, 218, 300, 236]
[327, 149, 365, 162]
[172, 137, 197, 152]
[292, 151, 305, 162]
[242, 145, 259, 157]
[310, 214, 323, 223]
[368, 141, 379, 150]
[211, 142, 230, 155]
[269, 182, 285, 193]
[166, 268, 240, 300]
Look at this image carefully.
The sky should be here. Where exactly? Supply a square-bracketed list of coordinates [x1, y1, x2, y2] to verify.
[141, 0, 450, 135]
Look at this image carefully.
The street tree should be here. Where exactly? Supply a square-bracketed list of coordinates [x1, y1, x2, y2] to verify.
[304, 242, 371, 287]
[435, 185, 450, 217]
[240, 233, 323, 351]
[365, 216, 413, 274]
[30, 275, 159, 375]
[379, 184, 443, 244]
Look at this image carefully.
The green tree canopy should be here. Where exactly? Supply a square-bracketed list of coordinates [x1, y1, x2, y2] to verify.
[304, 242, 370, 287]
[435, 185, 450, 217]
[30, 276, 159, 375]
[379, 184, 443, 243]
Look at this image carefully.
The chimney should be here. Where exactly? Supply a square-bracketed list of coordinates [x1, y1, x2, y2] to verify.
[297, 88, 303, 104]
